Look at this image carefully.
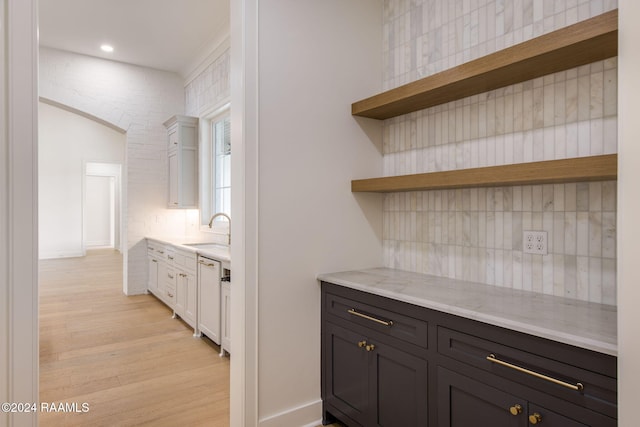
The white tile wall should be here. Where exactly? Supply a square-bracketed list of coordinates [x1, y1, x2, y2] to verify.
[381, 0, 618, 304]
[185, 48, 231, 117]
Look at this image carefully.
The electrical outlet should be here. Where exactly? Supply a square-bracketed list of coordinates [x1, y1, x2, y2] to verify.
[523, 231, 547, 255]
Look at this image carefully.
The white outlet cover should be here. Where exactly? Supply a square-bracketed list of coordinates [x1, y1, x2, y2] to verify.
[523, 231, 547, 255]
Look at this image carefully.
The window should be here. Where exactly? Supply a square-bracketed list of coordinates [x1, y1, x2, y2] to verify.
[199, 103, 231, 230]
[212, 116, 231, 218]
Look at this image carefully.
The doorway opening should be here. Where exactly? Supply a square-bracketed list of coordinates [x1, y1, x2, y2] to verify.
[84, 162, 122, 252]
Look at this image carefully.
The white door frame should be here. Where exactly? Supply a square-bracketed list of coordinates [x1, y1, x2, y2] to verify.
[1, 0, 39, 426]
[83, 161, 123, 253]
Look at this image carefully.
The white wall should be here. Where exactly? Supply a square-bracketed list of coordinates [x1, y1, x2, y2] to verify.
[39, 48, 186, 294]
[38, 101, 125, 258]
[234, 1, 384, 425]
[617, 0, 640, 424]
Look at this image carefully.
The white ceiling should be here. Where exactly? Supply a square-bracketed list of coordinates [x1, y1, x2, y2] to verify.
[38, 0, 230, 77]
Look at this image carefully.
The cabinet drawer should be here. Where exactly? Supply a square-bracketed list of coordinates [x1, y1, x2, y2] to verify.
[437, 326, 617, 417]
[165, 287, 176, 304]
[147, 241, 165, 255]
[166, 268, 177, 287]
[173, 250, 197, 272]
[326, 293, 428, 349]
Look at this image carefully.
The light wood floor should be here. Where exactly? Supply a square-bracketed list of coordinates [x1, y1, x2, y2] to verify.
[39, 249, 229, 426]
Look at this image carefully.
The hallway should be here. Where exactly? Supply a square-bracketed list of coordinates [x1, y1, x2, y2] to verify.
[39, 249, 229, 426]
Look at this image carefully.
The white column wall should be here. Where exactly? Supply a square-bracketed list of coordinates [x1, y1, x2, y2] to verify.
[39, 48, 185, 294]
[617, 0, 640, 424]
[235, 1, 384, 425]
[1, 0, 39, 426]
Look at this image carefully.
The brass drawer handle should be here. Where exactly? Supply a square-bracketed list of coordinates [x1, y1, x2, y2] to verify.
[347, 309, 393, 327]
[487, 354, 583, 392]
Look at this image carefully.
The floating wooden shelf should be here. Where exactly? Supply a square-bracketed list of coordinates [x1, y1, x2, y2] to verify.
[352, 10, 618, 120]
[351, 154, 617, 193]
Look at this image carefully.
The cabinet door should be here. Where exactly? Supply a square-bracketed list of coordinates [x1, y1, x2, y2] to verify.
[168, 150, 179, 207]
[198, 259, 221, 343]
[184, 271, 197, 328]
[437, 367, 526, 427]
[157, 259, 167, 303]
[324, 322, 369, 426]
[175, 269, 186, 317]
[147, 256, 159, 294]
[371, 341, 429, 427]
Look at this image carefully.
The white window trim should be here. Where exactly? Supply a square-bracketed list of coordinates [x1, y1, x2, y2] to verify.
[198, 100, 231, 235]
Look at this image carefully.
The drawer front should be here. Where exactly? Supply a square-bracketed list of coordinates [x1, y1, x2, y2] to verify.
[165, 287, 176, 304]
[437, 326, 617, 416]
[147, 240, 164, 255]
[166, 267, 177, 288]
[165, 249, 176, 266]
[173, 250, 197, 272]
[326, 293, 428, 348]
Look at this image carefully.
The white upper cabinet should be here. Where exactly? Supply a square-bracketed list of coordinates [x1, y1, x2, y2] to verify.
[164, 115, 198, 208]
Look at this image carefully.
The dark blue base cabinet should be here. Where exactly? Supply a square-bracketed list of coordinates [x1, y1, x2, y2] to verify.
[321, 282, 617, 427]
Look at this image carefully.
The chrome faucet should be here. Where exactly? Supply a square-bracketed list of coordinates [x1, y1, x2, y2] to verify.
[208, 212, 231, 245]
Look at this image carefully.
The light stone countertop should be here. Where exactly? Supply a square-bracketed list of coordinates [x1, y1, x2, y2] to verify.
[146, 236, 230, 263]
[317, 268, 617, 356]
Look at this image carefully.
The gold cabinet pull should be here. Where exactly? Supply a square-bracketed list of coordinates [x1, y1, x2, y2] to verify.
[347, 309, 393, 327]
[365, 344, 376, 352]
[528, 413, 542, 425]
[487, 354, 584, 392]
[357, 340, 367, 348]
[509, 404, 522, 416]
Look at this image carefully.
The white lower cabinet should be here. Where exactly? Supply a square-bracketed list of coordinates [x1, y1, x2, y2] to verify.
[147, 240, 167, 300]
[147, 239, 229, 355]
[198, 256, 221, 344]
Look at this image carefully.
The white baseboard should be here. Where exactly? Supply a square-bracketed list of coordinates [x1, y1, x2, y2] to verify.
[85, 241, 112, 248]
[39, 250, 84, 260]
[259, 399, 322, 427]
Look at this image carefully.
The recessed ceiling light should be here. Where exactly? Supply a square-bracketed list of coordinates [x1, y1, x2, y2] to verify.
[100, 44, 114, 53]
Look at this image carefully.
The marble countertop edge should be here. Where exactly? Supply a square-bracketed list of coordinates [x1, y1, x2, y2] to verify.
[317, 268, 617, 357]
[146, 236, 231, 263]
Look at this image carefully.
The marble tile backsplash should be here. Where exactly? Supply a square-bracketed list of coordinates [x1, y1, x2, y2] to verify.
[383, 0, 618, 90]
[381, 0, 618, 304]
[383, 182, 616, 304]
[383, 60, 617, 175]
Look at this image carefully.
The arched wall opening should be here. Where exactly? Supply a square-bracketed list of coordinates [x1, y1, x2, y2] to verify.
[38, 99, 126, 259]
